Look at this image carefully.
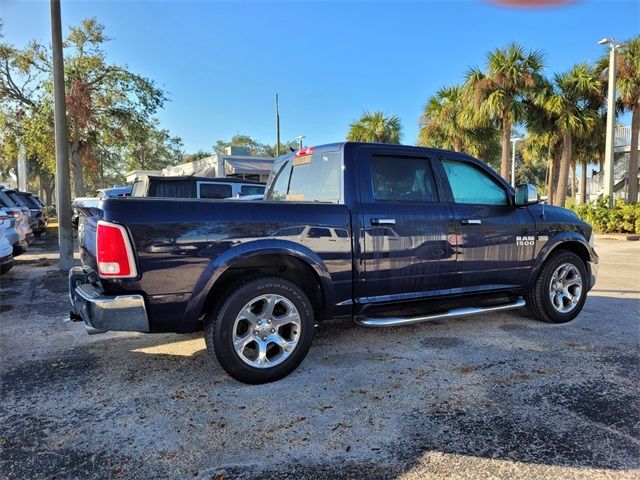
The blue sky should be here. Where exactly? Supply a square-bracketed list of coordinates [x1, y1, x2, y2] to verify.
[2, 0, 639, 153]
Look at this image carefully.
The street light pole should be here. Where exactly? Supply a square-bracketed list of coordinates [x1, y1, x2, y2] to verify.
[50, 0, 74, 271]
[599, 38, 623, 207]
[275, 93, 281, 157]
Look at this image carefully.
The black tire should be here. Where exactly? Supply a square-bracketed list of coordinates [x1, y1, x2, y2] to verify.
[204, 276, 315, 384]
[526, 250, 588, 323]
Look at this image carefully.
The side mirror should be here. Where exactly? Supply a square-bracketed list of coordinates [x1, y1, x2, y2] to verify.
[515, 183, 539, 206]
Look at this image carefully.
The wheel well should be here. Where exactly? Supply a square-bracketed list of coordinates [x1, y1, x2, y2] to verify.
[552, 241, 590, 267]
[201, 254, 324, 322]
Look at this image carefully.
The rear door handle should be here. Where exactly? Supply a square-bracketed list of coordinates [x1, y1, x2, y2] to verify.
[460, 219, 482, 225]
[370, 218, 396, 225]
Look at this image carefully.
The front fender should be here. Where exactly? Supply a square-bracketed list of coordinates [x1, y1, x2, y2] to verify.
[181, 239, 335, 331]
[526, 231, 597, 290]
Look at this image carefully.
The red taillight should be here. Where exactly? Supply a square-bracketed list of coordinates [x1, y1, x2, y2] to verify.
[295, 147, 314, 157]
[96, 221, 137, 278]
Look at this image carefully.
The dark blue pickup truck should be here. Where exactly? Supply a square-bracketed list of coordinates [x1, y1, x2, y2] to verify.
[69, 142, 598, 383]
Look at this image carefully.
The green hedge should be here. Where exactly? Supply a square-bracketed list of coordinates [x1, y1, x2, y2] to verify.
[572, 197, 640, 234]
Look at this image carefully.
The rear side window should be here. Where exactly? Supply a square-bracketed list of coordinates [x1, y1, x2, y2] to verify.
[22, 196, 40, 208]
[150, 180, 196, 198]
[239, 185, 265, 196]
[267, 161, 294, 201]
[0, 191, 16, 206]
[307, 227, 332, 238]
[266, 151, 341, 203]
[6, 192, 27, 207]
[441, 159, 507, 206]
[371, 156, 438, 202]
[199, 183, 232, 199]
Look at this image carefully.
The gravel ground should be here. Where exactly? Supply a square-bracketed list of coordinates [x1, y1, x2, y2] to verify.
[0, 234, 638, 480]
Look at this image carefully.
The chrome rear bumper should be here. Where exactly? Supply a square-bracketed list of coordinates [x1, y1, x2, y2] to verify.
[68, 266, 149, 335]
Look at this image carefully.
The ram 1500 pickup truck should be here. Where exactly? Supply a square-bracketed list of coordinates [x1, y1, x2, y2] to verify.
[69, 142, 598, 383]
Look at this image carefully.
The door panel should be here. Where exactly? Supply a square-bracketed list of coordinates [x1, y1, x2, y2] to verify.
[438, 157, 536, 292]
[357, 150, 457, 303]
[449, 204, 536, 292]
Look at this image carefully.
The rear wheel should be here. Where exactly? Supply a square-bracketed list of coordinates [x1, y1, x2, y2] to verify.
[205, 276, 315, 384]
[526, 250, 587, 323]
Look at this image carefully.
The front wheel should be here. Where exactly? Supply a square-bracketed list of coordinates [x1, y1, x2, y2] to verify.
[526, 250, 588, 323]
[205, 277, 315, 384]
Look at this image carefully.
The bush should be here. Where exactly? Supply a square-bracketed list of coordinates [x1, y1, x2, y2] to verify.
[572, 197, 640, 234]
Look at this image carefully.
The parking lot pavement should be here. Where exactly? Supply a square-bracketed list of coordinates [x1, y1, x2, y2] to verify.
[1, 234, 638, 480]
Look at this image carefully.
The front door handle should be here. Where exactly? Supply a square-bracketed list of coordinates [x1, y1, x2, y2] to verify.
[460, 219, 482, 225]
[370, 218, 396, 225]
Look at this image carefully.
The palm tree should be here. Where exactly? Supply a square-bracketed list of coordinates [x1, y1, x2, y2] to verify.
[573, 115, 606, 204]
[465, 43, 545, 180]
[524, 85, 562, 204]
[347, 111, 402, 144]
[418, 85, 501, 165]
[597, 36, 640, 203]
[418, 85, 468, 152]
[534, 63, 602, 207]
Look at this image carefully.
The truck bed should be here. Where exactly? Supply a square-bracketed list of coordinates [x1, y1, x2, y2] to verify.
[78, 196, 353, 332]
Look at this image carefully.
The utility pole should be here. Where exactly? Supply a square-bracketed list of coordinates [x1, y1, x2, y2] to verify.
[50, 0, 74, 271]
[17, 144, 27, 191]
[275, 93, 281, 157]
[599, 37, 624, 207]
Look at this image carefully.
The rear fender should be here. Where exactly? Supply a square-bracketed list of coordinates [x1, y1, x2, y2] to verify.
[181, 239, 335, 331]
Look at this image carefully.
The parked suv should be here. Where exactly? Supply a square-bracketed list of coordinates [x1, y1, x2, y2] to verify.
[3, 189, 47, 236]
[0, 188, 32, 253]
[0, 212, 15, 274]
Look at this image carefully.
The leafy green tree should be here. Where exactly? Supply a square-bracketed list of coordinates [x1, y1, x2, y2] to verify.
[465, 43, 545, 180]
[215, 135, 268, 156]
[347, 111, 402, 144]
[123, 119, 183, 171]
[214, 134, 298, 157]
[182, 150, 212, 163]
[524, 80, 563, 204]
[418, 84, 500, 167]
[533, 64, 602, 207]
[0, 18, 173, 198]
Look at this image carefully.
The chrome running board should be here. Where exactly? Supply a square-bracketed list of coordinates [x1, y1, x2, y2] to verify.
[356, 298, 526, 328]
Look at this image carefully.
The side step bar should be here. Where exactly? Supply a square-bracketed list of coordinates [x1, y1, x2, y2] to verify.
[356, 298, 526, 328]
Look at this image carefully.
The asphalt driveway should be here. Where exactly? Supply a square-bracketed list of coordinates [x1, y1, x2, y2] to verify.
[1, 235, 638, 479]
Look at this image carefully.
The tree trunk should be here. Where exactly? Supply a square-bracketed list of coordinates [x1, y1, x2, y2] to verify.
[546, 154, 554, 205]
[40, 176, 54, 206]
[500, 118, 511, 180]
[556, 131, 572, 208]
[580, 158, 588, 205]
[549, 145, 562, 206]
[569, 160, 576, 200]
[628, 107, 639, 204]
[69, 140, 85, 198]
[453, 137, 463, 153]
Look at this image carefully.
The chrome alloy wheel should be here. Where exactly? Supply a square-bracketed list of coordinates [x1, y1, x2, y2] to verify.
[232, 294, 302, 368]
[548, 263, 583, 314]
